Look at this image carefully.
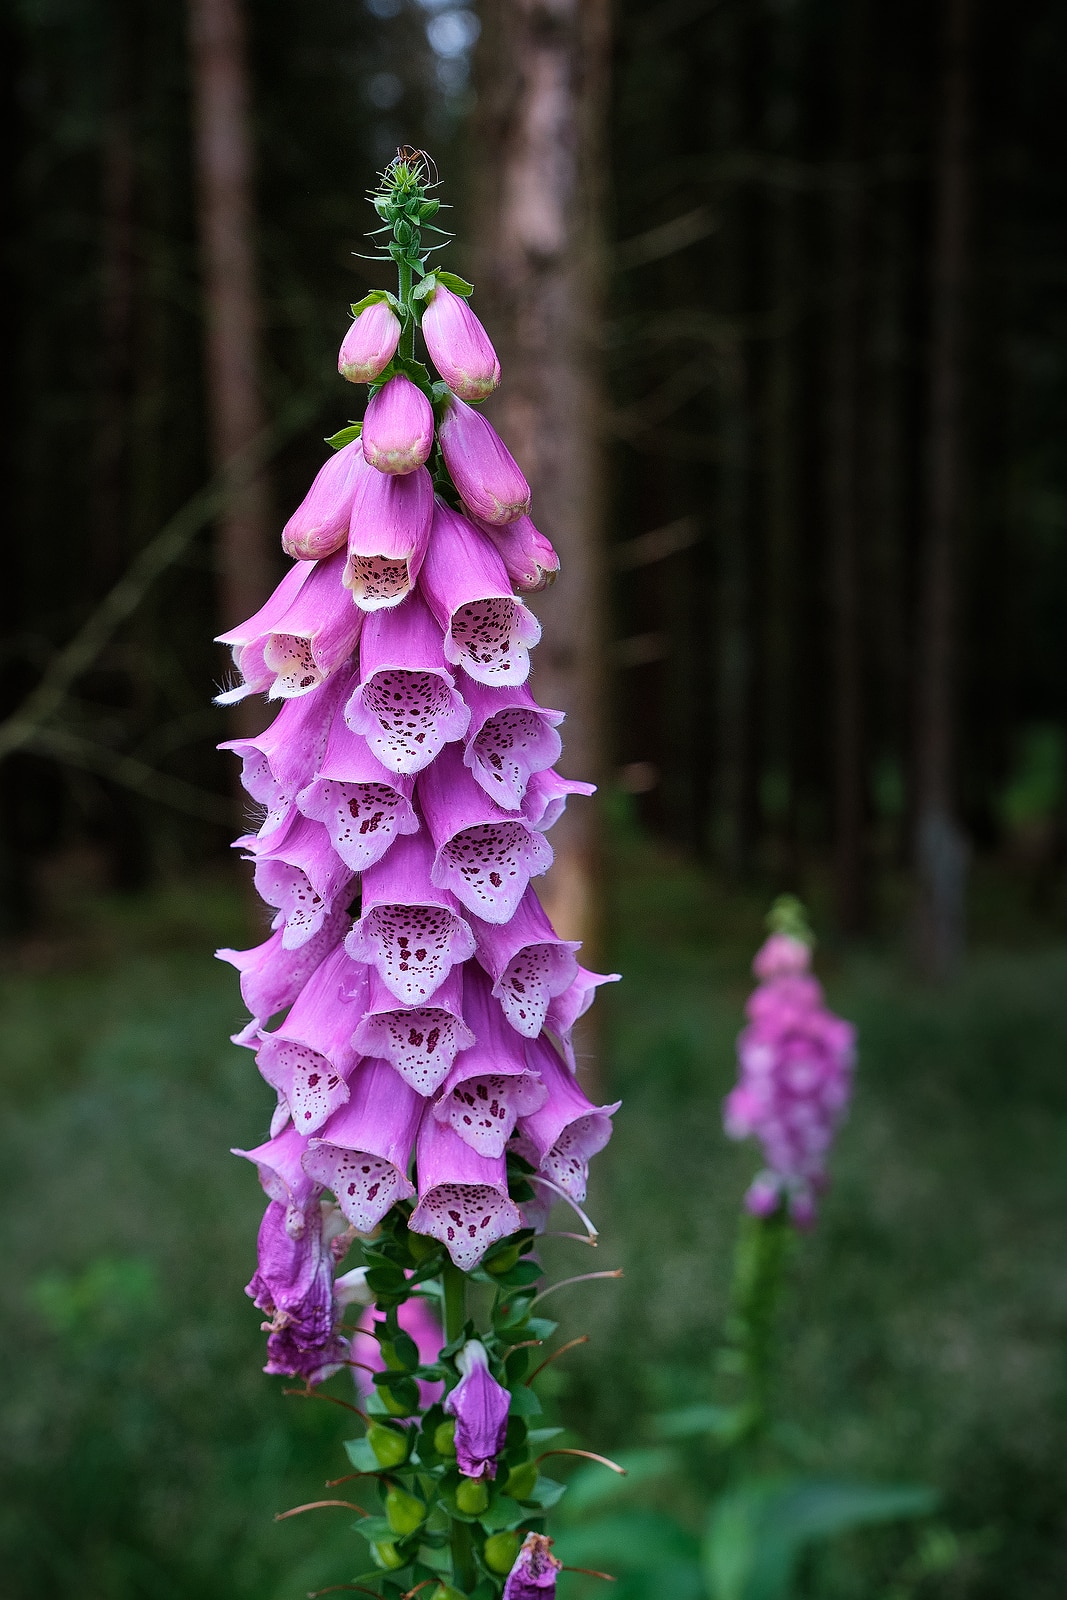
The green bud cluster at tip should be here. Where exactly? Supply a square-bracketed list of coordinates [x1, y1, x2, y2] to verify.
[765, 893, 815, 948]
[368, 148, 444, 276]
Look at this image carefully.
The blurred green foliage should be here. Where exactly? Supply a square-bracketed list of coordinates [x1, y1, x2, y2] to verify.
[2, 837, 1066, 1598]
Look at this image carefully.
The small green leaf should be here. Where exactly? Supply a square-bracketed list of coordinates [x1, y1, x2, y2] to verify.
[434, 271, 475, 297]
[411, 274, 436, 302]
[702, 1478, 938, 1600]
[343, 1437, 381, 1473]
[507, 1385, 542, 1418]
[350, 288, 404, 318]
[479, 1495, 526, 1532]
[325, 422, 362, 451]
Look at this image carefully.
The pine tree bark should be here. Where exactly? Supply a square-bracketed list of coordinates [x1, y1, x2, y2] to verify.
[470, 0, 610, 949]
[913, 0, 971, 978]
[186, 0, 273, 650]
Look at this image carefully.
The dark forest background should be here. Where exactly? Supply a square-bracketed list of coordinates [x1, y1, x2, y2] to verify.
[3, 0, 1067, 955]
[3, 3, 1067, 1599]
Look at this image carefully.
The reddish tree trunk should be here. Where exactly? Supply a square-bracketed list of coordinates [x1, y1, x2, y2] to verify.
[470, 0, 611, 950]
[187, 0, 273, 648]
[913, 0, 971, 977]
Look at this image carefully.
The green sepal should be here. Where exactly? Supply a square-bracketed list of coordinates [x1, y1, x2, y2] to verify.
[492, 1260, 544, 1291]
[527, 1427, 566, 1446]
[325, 422, 362, 451]
[365, 1264, 408, 1296]
[382, 1329, 420, 1372]
[526, 1474, 567, 1512]
[508, 1385, 542, 1419]
[350, 288, 405, 319]
[354, 1514, 397, 1544]
[436, 271, 475, 297]
[344, 1436, 383, 1473]
[374, 1372, 421, 1415]
[479, 1494, 525, 1532]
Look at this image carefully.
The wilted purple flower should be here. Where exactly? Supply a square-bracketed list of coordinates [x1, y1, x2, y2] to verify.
[503, 1533, 563, 1599]
[443, 1339, 510, 1479]
[245, 1198, 347, 1383]
[344, 590, 470, 772]
[362, 373, 435, 475]
[437, 391, 531, 524]
[345, 829, 476, 1004]
[409, 1115, 523, 1270]
[338, 299, 402, 383]
[344, 461, 433, 610]
[282, 441, 369, 561]
[420, 501, 541, 684]
[723, 931, 856, 1226]
[421, 284, 501, 402]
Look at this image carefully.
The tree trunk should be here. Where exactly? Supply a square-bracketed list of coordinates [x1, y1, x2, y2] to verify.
[827, 2, 871, 936]
[186, 0, 273, 654]
[470, 0, 611, 950]
[913, 0, 971, 978]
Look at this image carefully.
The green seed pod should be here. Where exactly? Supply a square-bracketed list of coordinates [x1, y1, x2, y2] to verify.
[367, 1423, 410, 1469]
[430, 1586, 468, 1600]
[484, 1242, 521, 1276]
[483, 1531, 522, 1574]
[454, 1477, 490, 1515]
[371, 1539, 405, 1571]
[504, 1460, 539, 1501]
[433, 1419, 457, 1457]
[385, 1485, 426, 1537]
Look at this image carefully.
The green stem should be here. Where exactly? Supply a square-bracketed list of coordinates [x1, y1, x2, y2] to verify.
[443, 1259, 466, 1343]
[451, 1517, 477, 1594]
[722, 1207, 790, 1456]
[396, 254, 416, 363]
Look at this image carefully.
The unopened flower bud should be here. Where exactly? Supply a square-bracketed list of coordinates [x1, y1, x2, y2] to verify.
[484, 1530, 522, 1576]
[454, 1476, 490, 1515]
[362, 374, 435, 475]
[367, 1421, 411, 1469]
[385, 1485, 427, 1537]
[433, 1418, 457, 1456]
[504, 1460, 539, 1501]
[421, 285, 501, 402]
[281, 441, 367, 561]
[339, 301, 402, 383]
[502, 1533, 562, 1597]
[372, 1540, 406, 1571]
[437, 393, 530, 525]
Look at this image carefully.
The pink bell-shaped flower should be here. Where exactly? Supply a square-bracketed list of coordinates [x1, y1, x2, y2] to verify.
[421, 284, 501, 402]
[338, 299, 402, 383]
[362, 373, 435, 475]
[282, 441, 369, 560]
[437, 391, 531, 524]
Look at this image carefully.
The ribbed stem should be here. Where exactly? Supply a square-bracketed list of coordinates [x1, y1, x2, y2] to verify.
[442, 1259, 466, 1343]
[397, 255, 416, 362]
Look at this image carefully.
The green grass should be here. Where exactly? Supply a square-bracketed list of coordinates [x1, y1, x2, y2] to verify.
[2, 844, 1066, 1598]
